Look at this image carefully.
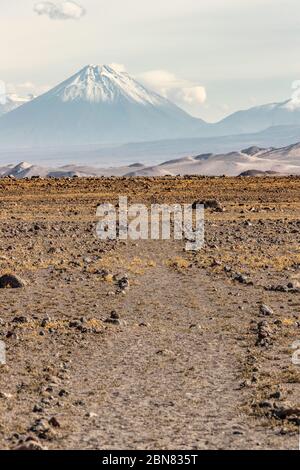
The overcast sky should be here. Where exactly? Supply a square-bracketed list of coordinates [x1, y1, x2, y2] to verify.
[1, 0, 300, 121]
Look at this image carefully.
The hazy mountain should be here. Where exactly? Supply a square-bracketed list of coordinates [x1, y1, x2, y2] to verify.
[0, 161, 147, 178]
[125, 143, 300, 176]
[214, 98, 300, 135]
[0, 65, 206, 147]
[2, 141, 300, 178]
[0, 124, 300, 168]
[86, 125, 300, 165]
[1, 65, 300, 152]
[0, 94, 34, 117]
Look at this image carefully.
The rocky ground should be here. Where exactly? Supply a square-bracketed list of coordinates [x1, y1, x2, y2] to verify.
[0, 175, 299, 450]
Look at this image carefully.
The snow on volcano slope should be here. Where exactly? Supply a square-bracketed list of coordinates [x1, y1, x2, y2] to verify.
[0, 65, 206, 147]
[55, 64, 164, 105]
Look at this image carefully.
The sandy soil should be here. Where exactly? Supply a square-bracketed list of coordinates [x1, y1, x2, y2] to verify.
[0, 176, 299, 450]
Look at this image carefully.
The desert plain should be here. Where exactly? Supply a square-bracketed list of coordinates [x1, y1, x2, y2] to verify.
[0, 175, 299, 450]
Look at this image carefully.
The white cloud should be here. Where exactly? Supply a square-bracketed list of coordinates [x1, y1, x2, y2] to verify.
[138, 70, 206, 109]
[0, 81, 6, 105]
[6, 82, 50, 98]
[109, 63, 127, 73]
[174, 86, 207, 105]
[286, 79, 300, 110]
[34, 1, 86, 20]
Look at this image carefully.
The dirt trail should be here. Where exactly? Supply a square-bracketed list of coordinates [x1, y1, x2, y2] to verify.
[58, 241, 297, 450]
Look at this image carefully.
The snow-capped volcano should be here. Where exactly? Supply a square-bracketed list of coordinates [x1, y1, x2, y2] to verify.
[0, 65, 205, 147]
[55, 65, 164, 105]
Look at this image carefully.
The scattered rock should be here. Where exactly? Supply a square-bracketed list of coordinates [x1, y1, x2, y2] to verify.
[33, 404, 44, 413]
[259, 304, 273, 316]
[69, 320, 82, 329]
[272, 403, 300, 424]
[117, 275, 130, 291]
[14, 437, 47, 451]
[288, 279, 300, 289]
[104, 311, 126, 326]
[265, 284, 299, 293]
[239, 379, 252, 389]
[48, 416, 61, 428]
[269, 390, 282, 400]
[233, 273, 251, 285]
[256, 320, 273, 347]
[85, 411, 98, 418]
[6, 330, 17, 339]
[139, 321, 151, 327]
[0, 274, 26, 288]
[12, 316, 28, 324]
[41, 316, 51, 328]
[192, 199, 224, 212]
[156, 349, 175, 357]
[259, 400, 273, 409]
[189, 324, 202, 331]
[110, 311, 120, 320]
[30, 418, 50, 434]
[211, 259, 222, 267]
[0, 391, 13, 399]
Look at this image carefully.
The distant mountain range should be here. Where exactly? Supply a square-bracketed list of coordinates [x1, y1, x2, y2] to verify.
[0, 94, 34, 117]
[1, 65, 300, 151]
[1, 123, 300, 169]
[0, 65, 204, 147]
[212, 100, 300, 136]
[1, 141, 300, 177]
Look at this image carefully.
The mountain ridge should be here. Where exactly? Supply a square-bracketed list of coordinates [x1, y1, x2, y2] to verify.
[213, 98, 300, 135]
[1, 65, 300, 147]
[0, 65, 205, 147]
[2, 140, 300, 178]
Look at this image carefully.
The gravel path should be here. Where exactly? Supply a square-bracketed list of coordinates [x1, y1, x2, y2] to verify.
[58, 241, 297, 450]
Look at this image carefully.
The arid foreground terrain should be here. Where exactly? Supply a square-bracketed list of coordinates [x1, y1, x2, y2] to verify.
[0, 176, 299, 450]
